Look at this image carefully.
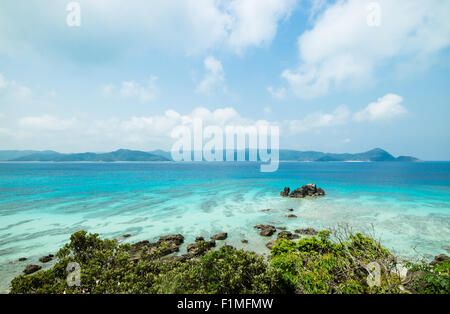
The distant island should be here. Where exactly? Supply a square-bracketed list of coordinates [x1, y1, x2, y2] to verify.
[0, 148, 421, 162]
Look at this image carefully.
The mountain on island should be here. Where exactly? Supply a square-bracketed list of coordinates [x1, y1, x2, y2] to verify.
[279, 148, 420, 162]
[7, 149, 170, 162]
[0, 148, 421, 162]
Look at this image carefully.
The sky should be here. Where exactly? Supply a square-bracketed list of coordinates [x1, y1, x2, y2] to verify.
[0, 0, 449, 160]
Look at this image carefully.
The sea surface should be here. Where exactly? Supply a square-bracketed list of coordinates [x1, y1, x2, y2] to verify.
[1, 161, 450, 293]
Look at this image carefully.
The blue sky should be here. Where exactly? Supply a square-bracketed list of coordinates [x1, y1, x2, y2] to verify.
[0, 0, 449, 160]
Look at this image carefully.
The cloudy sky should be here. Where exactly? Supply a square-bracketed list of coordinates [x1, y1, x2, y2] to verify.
[0, 0, 449, 159]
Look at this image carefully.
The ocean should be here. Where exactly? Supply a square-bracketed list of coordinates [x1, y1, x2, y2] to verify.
[1, 161, 450, 292]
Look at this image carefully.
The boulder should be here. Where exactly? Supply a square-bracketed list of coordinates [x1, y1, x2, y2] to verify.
[158, 234, 184, 245]
[39, 254, 54, 263]
[18, 257, 27, 262]
[280, 183, 326, 198]
[211, 232, 228, 241]
[241, 239, 248, 244]
[286, 214, 297, 218]
[266, 241, 276, 250]
[430, 254, 449, 266]
[195, 236, 205, 242]
[24, 264, 41, 275]
[280, 187, 290, 197]
[122, 234, 132, 238]
[277, 231, 293, 240]
[277, 226, 287, 231]
[187, 240, 216, 257]
[254, 225, 276, 237]
[295, 228, 318, 235]
[130, 235, 185, 261]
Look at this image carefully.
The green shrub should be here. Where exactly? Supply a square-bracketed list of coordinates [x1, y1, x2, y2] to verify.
[10, 230, 450, 294]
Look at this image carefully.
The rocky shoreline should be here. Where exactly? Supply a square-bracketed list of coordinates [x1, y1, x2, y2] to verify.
[9, 184, 449, 294]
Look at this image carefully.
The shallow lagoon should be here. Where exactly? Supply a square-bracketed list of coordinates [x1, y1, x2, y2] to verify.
[0, 161, 449, 292]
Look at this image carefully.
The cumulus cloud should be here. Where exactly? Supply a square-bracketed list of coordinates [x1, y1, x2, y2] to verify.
[0, 0, 299, 58]
[281, 0, 450, 98]
[353, 93, 407, 122]
[0, 73, 32, 100]
[103, 76, 159, 102]
[226, 0, 298, 53]
[3, 93, 408, 151]
[267, 86, 287, 100]
[288, 105, 351, 134]
[196, 56, 226, 95]
[120, 76, 159, 102]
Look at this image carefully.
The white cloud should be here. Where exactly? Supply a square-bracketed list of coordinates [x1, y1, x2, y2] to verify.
[4, 94, 407, 151]
[102, 77, 159, 102]
[267, 86, 287, 100]
[102, 84, 115, 96]
[226, 0, 298, 53]
[282, 0, 450, 98]
[288, 105, 351, 134]
[354, 93, 407, 122]
[19, 114, 76, 131]
[120, 76, 159, 102]
[0, 0, 300, 58]
[0, 73, 32, 100]
[196, 56, 226, 95]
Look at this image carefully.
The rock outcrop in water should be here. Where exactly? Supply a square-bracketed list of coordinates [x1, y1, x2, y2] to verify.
[280, 183, 325, 198]
[129, 234, 185, 262]
[39, 255, 54, 263]
[23, 264, 41, 275]
[211, 232, 228, 241]
[254, 225, 276, 237]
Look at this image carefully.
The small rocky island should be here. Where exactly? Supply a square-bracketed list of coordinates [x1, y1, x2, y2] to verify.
[280, 183, 325, 198]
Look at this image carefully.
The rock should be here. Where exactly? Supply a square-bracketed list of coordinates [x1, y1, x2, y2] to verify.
[130, 235, 185, 261]
[122, 234, 132, 238]
[277, 226, 287, 231]
[286, 214, 297, 218]
[280, 183, 326, 198]
[39, 254, 54, 263]
[18, 257, 27, 262]
[241, 239, 248, 244]
[187, 240, 216, 257]
[131, 240, 151, 250]
[277, 231, 294, 240]
[24, 264, 41, 275]
[254, 225, 276, 237]
[158, 234, 184, 245]
[168, 254, 190, 263]
[280, 187, 290, 197]
[211, 232, 228, 241]
[430, 254, 450, 266]
[261, 209, 271, 212]
[195, 236, 205, 242]
[295, 228, 318, 235]
[266, 241, 276, 250]
[287, 208, 294, 212]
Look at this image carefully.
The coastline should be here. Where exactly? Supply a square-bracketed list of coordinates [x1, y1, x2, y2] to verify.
[7, 226, 449, 294]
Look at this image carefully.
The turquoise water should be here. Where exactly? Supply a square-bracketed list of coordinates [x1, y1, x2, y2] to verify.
[1, 162, 450, 292]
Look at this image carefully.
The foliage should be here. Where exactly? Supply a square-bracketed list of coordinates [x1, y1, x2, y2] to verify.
[9, 230, 450, 294]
